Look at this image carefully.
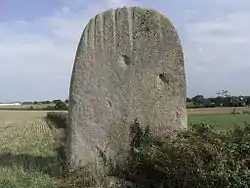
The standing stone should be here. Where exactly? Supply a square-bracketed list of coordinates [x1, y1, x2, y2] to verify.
[66, 6, 187, 170]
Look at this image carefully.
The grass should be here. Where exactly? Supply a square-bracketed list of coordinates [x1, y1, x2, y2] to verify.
[0, 110, 249, 187]
[189, 114, 250, 130]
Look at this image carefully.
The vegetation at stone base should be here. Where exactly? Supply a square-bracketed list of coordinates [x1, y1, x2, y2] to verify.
[45, 112, 68, 129]
[54, 100, 68, 110]
[47, 112, 250, 187]
[3, 111, 249, 187]
[113, 121, 250, 187]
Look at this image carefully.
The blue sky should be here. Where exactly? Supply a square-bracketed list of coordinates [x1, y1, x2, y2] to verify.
[1, 0, 250, 101]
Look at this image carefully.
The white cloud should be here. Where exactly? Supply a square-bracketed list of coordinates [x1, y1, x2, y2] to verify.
[0, 0, 141, 101]
[1, 0, 250, 100]
[183, 3, 250, 96]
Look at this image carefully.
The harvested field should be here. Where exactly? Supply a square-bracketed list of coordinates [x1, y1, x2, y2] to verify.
[0, 111, 62, 188]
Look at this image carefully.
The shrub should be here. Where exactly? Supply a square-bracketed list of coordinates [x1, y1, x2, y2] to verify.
[58, 119, 250, 187]
[114, 121, 250, 187]
[45, 112, 68, 129]
[55, 100, 68, 110]
[242, 109, 250, 115]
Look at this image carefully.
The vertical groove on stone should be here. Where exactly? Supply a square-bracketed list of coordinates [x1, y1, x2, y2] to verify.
[88, 18, 95, 52]
[157, 11, 163, 44]
[115, 8, 119, 53]
[100, 12, 104, 50]
[94, 15, 97, 50]
[127, 7, 133, 51]
[112, 9, 116, 53]
[84, 23, 89, 54]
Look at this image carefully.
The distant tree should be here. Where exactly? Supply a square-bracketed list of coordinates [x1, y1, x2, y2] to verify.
[231, 96, 246, 107]
[216, 89, 229, 97]
[216, 90, 247, 107]
[53, 99, 62, 104]
[55, 100, 68, 110]
[186, 97, 192, 102]
[216, 89, 232, 107]
[207, 97, 217, 104]
[192, 95, 205, 105]
[22, 101, 33, 105]
[203, 99, 216, 108]
[45, 100, 51, 104]
[245, 96, 250, 106]
[214, 96, 224, 106]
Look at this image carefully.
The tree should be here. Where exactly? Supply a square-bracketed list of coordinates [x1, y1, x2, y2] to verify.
[216, 89, 232, 107]
[244, 96, 250, 106]
[55, 100, 68, 110]
[192, 95, 205, 105]
[53, 99, 62, 104]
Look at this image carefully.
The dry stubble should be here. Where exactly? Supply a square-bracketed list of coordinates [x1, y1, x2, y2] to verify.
[0, 111, 61, 188]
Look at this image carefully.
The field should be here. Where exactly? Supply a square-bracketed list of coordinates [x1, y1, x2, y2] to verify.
[0, 108, 250, 187]
[0, 104, 55, 110]
[188, 107, 245, 115]
[0, 111, 63, 188]
[188, 107, 250, 130]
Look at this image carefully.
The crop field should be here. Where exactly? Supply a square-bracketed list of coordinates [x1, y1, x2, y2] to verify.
[0, 108, 249, 187]
[0, 111, 63, 188]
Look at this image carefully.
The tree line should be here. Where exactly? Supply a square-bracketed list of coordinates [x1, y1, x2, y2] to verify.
[22, 92, 250, 110]
[187, 94, 250, 108]
[22, 99, 68, 110]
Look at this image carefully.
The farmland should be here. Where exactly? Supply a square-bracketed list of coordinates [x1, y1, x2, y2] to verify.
[0, 111, 62, 188]
[188, 107, 250, 130]
[0, 104, 56, 110]
[0, 108, 250, 187]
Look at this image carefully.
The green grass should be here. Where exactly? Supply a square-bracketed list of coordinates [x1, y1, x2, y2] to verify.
[188, 114, 250, 130]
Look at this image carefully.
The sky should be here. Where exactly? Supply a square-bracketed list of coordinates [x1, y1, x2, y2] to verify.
[1, 0, 250, 101]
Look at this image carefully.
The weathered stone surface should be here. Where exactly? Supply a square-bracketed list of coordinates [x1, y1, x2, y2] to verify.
[66, 6, 187, 169]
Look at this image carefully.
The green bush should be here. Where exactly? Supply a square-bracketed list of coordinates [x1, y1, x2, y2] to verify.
[113, 121, 250, 187]
[45, 112, 68, 129]
[58, 119, 250, 187]
[55, 100, 68, 110]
